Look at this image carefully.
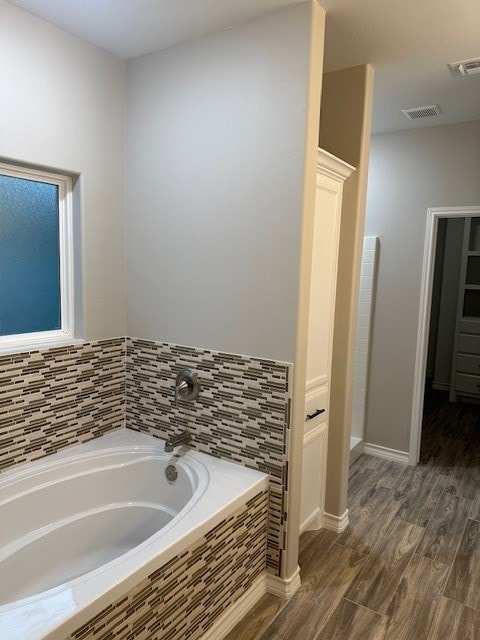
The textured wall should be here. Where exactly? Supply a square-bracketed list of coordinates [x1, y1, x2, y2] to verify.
[365, 120, 480, 452]
[125, 3, 314, 362]
[0, 0, 125, 340]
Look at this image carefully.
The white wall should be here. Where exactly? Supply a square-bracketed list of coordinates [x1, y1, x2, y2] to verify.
[351, 236, 379, 445]
[365, 120, 480, 452]
[0, 0, 126, 340]
[126, 3, 315, 362]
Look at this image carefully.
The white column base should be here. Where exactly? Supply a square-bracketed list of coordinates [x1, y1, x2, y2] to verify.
[323, 509, 349, 533]
[266, 566, 301, 599]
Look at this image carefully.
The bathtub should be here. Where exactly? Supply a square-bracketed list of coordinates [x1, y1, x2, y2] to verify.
[0, 429, 268, 640]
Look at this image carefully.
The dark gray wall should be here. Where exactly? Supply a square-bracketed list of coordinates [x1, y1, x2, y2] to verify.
[433, 218, 465, 388]
[427, 219, 446, 377]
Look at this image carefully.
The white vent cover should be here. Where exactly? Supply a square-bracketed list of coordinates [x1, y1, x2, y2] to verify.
[402, 104, 443, 120]
[448, 58, 480, 77]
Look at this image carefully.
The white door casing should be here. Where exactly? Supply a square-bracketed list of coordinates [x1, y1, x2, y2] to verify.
[409, 205, 480, 465]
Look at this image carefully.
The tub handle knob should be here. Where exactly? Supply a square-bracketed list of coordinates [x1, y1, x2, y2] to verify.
[174, 368, 200, 405]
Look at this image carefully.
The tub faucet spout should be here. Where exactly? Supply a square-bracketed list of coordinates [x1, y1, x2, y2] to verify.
[164, 431, 192, 452]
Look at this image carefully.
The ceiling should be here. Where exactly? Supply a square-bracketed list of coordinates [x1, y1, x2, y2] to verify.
[6, 0, 302, 59]
[6, 0, 480, 133]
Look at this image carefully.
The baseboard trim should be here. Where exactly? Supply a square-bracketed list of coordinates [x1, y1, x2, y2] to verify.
[299, 507, 322, 534]
[432, 381, 450, 392]
[364, 442, 409, 464]
[200, 573, 267, 640]
[266, 566, 301, 599]
[323, 509, 349, 533]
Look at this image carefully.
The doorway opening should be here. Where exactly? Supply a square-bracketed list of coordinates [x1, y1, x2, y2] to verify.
[410, 206, 480, 465]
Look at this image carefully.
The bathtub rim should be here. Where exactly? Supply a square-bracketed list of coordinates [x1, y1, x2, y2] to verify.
[0, 455, 204, 565]
[0, 443, 203, 500]
[0, 429, 269, 640]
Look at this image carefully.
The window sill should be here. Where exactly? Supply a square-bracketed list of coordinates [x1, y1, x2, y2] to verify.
[0, 338, 85, 357]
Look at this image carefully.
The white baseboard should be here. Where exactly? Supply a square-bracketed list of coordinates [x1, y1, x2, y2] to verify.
[200, 573, 267, 640]
[266, 566, 301, 599]
[299, 507, 322, 534]
[363, 442, 409, 464]
[323, 509, 349, 533]
[432, 381, 450, 391]
[350, 438, 364, 465]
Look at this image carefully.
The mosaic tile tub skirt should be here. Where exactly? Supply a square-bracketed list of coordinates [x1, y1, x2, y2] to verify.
[67, 490, 268, 640]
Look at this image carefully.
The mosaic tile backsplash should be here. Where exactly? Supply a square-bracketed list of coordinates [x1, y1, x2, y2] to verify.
[0, 336, 292, 578]
[0, 338, 125, 472]
[67, 490, 268, 640]
[126, 337, 292, 576]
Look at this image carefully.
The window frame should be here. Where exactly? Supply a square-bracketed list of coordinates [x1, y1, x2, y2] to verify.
[0, 162, 74, 349]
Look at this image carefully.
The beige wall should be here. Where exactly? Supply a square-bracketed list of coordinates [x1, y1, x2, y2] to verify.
[126, 2, 320, 363]
[365, 120, 480, 452]
[0, 0, 126, 341]
[319, 64, 375, 517]
[288, 1, 325, 578]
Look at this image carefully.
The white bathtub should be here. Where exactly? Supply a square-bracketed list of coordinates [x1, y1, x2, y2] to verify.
[0, 429, 268, 640]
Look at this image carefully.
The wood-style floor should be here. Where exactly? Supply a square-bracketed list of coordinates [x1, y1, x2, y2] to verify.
[226, 388, 480, 639]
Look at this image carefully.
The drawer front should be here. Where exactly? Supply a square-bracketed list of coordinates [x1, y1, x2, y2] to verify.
[455, 373, 480, 396]
[304, 387, 328, 432]
[458, 333, 480, 355]
[460, 318, 480, 335]
[457, 354, 480, 375]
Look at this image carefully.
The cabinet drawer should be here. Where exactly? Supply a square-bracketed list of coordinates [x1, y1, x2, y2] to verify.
[457, 354, 480, 375]
[458, 333, 480, 355]
[304, 389, 328, 431]
[460, 318, 480, 335]
[455, 373, 480, 396]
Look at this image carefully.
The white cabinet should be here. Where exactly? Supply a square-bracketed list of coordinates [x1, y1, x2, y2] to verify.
[299, 148, 354, 533]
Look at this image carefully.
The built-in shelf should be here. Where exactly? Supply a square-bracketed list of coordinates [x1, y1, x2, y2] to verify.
[451, 217, 480, 401]
[466, 255, 480, 285]
[469, 218, 480, 252]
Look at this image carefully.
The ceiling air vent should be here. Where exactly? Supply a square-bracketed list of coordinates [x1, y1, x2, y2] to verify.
[402, 104, 443, 120]
[448, 58, 480, 77]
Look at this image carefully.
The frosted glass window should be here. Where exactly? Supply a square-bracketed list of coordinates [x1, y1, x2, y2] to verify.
[0, 162, 73, 349]
[0, 173, 61, 336]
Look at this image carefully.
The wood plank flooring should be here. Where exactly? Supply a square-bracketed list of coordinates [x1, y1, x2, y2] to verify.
[226, 388, 480, 639]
